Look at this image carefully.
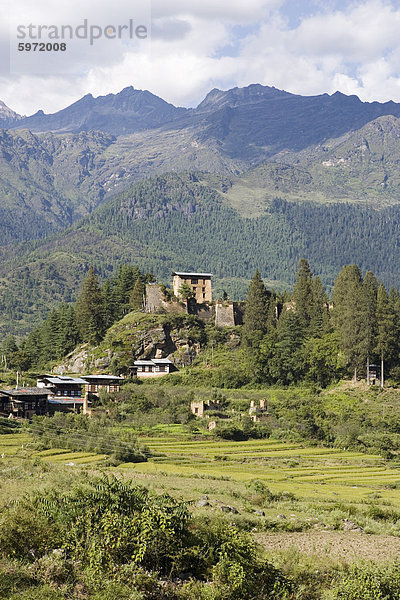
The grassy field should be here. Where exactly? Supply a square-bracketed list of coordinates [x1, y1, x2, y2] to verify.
[3, 429, 400, 506]
[121, 435, 400, 505]
[2, 426, 400, 574]
[0, 433, 106, 465]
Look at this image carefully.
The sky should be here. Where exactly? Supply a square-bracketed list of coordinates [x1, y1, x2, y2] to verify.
[2, 0, 400, 115]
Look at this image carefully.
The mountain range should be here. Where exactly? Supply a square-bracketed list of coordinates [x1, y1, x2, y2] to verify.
[3, 83, 400, 337]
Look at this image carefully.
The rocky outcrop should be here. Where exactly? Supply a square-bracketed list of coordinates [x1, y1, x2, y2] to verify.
[54, 347, 112, 374]
[53, 313, 205, 374]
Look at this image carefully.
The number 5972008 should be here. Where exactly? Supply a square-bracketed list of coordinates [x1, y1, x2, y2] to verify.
[18, 42, 67, 51]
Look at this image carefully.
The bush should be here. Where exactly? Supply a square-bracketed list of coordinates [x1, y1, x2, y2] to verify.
[0, 505, 60, 560]
[0, 559, 34, 596]
[0, 475, 291, 599]
[330, 562, 400, 599]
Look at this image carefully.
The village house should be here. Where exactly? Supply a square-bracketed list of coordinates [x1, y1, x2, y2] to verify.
[0, 388, 48, 419]
[37, 375, 86, 398]
[47, 396, 87, 415]
[172, 272, 212, 303]
[131, 358, 174, 378]
[82, 375, 123, 395]
[36, 375, 88, 414]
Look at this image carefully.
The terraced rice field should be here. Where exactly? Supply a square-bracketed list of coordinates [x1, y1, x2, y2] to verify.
[0, 433, 106, 465]
[2, 431, 400, 505]
[127, 436, 400, 505]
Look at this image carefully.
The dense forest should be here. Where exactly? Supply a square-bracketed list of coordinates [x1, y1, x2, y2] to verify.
[242, 260, 400, 387]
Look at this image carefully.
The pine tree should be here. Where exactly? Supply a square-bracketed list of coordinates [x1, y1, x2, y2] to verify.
[332, 265, 370, 382]
[376, 283, 396, 388]
[21, 328, 42, 370]
[40, 308, 62, 363]
[309, 276, 330, 337]
[268, 309, 304, 384]
[113, 264, 141, 318]
[129, 277, 146, 311]
[75, 267, 105, 344]
[178, 282, 195, 300]
[58, 305, 80, 357]
[363, 271, 379, 383]
[242, 270, 270, 349]
[102, 279, 116, 329]
[1, 335, 19, 370]
[292, 258, 314, 332]
[388, 287, 400, 371]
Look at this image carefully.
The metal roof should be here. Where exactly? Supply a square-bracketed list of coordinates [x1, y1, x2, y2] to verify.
[152, 358, 173, 364]
[173, 272, 212, 278]
[133, 358, 173, 366]
[82, 375, 124, 381]
[40, 376, 87, 385]
[133, 360, 156, 366]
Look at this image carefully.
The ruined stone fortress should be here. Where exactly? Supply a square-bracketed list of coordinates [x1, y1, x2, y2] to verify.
[145, 272, 243, 327]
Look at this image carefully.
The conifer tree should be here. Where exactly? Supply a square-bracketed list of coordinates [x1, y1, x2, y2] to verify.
[292, 258, 314, 332]
[309, 276, 330, 337]
[75, 267, 105, 344]
[20, 328, 41, 370]
[266, 290, 278, 330]
[332, 265, 369, 382]
[178, 282, 195, 300]
[40, 308, 62, 363]
[242, 270, 270, 348]
[268, 308, 304, 384]
[129, 277, 146, 311]
[113, 264, 141, 317]
[363, 271, 379, 383]
[1, 335, 19, 370]
[376, 283, 396, 388]
[58, 305, 80, 357]
[102, 279, 116, 329]
[388, 286, 400, 368]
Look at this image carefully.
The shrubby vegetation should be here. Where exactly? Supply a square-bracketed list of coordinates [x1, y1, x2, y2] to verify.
[1, 468, 400, 599]
[0, 474, 291, 599]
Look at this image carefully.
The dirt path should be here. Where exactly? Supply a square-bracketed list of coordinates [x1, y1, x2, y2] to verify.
[256, 531, 400, 562]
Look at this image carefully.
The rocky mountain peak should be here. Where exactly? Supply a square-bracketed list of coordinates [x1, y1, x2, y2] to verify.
[196, 83, 293, 112]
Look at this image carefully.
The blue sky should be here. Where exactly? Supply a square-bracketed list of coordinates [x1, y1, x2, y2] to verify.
[2, 0, 400, 114]
[282, 0, 353, 26]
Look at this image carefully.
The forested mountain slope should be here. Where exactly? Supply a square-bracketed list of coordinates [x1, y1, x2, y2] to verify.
[2, 112, 400, 245]
[2, 173, 400, 337]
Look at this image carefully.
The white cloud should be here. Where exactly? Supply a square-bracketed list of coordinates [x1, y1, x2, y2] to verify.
[2, 0, 400, 115]
[150, 0, 283, 22]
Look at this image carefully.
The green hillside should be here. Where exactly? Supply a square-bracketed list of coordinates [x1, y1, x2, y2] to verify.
[3, 171, 400, 337]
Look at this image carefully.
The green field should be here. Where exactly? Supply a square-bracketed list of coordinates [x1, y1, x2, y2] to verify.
[0, 433, 106, 465]
[2, 425, 400, 600]
[3, 429, 399, 504]
[125, 435, 400, 505]
[3, 429, 400, 509]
